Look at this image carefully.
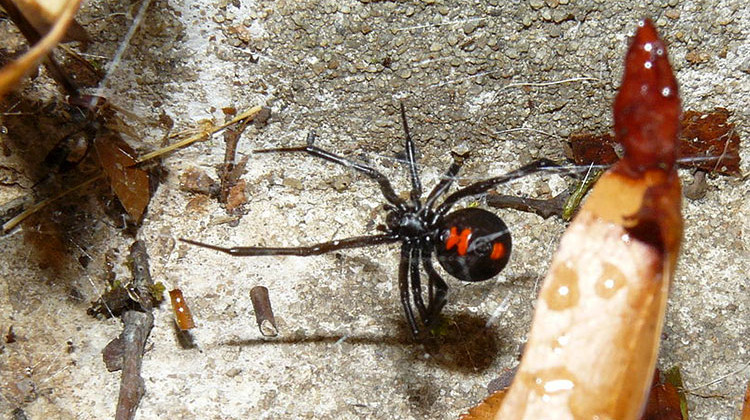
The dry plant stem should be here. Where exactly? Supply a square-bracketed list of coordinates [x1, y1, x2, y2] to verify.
[486, 191, 569, 220]
[494, 20, 682, 419]
[129, 241, 155, 310]
[0, 0, 84, 97]
[114, 310, 154, 420]
[1, 174, 103, 232]
[135, 105, 265, 163]
[220, 117, 251, 203]
[108, 241, 155, 420]
[0, 0, 80, 94]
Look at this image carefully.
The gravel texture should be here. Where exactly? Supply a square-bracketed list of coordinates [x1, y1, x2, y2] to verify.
[1, 0, 748, 419]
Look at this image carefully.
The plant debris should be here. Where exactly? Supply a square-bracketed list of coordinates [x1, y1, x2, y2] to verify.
[169, 289, 196, 331]
[640, 367, 688, 420]
[94, 131, 151, 223]
[566, 108, 741, 176]
[100, 241, 159, 420]
[250, 286, 278, 337]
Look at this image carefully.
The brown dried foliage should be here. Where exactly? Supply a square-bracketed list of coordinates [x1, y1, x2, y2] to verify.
[94, 132, 150, 223]
[567, 108, 741, 176]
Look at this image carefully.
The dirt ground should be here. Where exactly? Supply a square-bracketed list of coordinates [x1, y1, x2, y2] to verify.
[1, 0, 748, 419]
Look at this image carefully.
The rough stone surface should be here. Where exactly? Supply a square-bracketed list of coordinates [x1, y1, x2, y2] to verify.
[0, 1, 748, 419]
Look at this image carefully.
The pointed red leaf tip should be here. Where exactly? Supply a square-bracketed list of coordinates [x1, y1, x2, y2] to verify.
[613, 19, 680, 175]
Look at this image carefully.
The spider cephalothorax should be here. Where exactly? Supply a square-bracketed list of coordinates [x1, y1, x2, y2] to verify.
[182, 104, 561, 338]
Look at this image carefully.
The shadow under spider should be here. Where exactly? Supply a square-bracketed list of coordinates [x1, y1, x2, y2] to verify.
[223, 311, 501, 373]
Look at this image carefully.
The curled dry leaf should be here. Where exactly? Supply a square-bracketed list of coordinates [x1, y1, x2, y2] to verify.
[567, 107, 741, 176]
[640, 368, 686, 420]
[460, 390, 507, 420]
[10, 0, 89, 43]
[487, 20, 683, 419]
[94, 131, 150, 223]
[0, 0, 84, 97]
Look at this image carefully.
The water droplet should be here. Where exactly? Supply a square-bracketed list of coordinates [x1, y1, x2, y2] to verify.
[0, 126, 7, 134]
[643, 42, 653, 52]
[644, 61, 653, 69]
[661, 87, 671, 97]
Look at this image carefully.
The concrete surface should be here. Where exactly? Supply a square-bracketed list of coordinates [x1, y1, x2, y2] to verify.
[1, 0, 748, 419]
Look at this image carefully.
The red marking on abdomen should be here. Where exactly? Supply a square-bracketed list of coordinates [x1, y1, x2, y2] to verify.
[490, 242, 506, 260]
[446, 227, 472, 256]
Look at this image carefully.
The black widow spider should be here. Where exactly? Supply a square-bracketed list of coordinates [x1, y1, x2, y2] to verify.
[181, 104, 567, 339]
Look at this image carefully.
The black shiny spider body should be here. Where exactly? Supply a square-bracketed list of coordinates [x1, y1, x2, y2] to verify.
[182, 105, 561, 338]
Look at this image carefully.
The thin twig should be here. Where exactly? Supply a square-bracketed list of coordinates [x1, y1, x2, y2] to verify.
[685, 360, 750, 392]
[486, 190, 570, 219]
[2, 174, 104, 232]
[113, 310, 153, 420]
[219, 116, 252, 203]
[129, 240, 155, 310]
[107, 240, 156, 420]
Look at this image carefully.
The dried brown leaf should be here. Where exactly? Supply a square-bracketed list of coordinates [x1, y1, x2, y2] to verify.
[679, 108, 740, 175]
[641, 369, 685, 420]
[94, 132, 150, 223]
[460, 390, 507, 420]
[567, 108, 741, 175]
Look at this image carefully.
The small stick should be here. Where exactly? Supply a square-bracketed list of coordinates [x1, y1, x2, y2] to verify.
[486, 190, 569, 220]
[129, 241, 156, 310]
[103, 241, 157, 420]
[135, 105, 266, 163]
[114, 310, 154, 420]
[250, 286, 278, 337]
[2, 174, 103, 232]
[219, 116, 252, 204]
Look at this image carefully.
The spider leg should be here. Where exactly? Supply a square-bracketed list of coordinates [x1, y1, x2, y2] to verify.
[408, 244, 428, 324]
[421, 246, 449, 326]
[180, 234, 398, 256]
[399, 243, 421, 338]
[399, 103, 422, 208]
[421, 151, 467, 213]
[255, 132, 407, 209]
[435, 158, 567, 217]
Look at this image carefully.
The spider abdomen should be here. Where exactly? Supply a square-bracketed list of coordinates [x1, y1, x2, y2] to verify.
[435, 208, 512, 282]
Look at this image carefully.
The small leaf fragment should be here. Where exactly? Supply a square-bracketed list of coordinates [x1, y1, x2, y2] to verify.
[679, 108, 740, 175]
[567, 108, 741, 176]
[640, 369, 686, 420]
[460, 390, 507, 420]
[94, 131, 150, 223]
